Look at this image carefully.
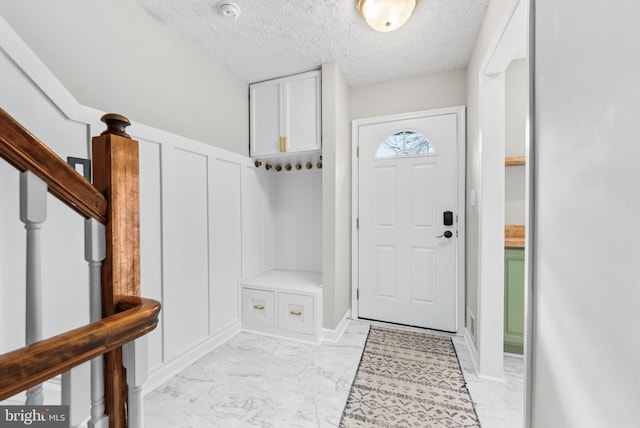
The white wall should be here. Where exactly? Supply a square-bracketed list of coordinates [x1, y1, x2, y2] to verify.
[533, 1, 640, 426]
[322, 62, 352, 329]
[505, 59, 526, 225]
[0, 1, 249, 156]
[349, 69, 467, 120]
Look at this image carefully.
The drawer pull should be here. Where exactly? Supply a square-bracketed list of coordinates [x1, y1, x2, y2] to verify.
[290, 310, 302, 316]
[253, 305, 265, 311]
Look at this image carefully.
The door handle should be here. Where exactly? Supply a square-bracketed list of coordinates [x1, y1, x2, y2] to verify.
[436, 231, 453, 239]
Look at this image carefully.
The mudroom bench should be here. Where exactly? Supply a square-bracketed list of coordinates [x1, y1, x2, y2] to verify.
[241, 269, 322, 343]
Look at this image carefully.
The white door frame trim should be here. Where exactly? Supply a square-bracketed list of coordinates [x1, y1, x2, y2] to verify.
[471, 0, 528, 383]
[351, 106, 466, 333]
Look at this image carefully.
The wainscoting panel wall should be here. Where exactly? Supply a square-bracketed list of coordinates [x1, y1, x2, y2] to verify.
[138, 139, 165, 372]
[161, 146, 211, 362]
[241, 166, 274, 278]
[210, 158, 242, 334]
[0, 29, 249, 398]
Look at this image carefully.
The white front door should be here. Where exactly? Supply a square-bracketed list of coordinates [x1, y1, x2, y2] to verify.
[356, 109, 463, 332]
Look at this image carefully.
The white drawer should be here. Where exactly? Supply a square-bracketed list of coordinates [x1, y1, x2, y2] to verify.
[278, 292, 314, 335]
[242, 288, 275, 327]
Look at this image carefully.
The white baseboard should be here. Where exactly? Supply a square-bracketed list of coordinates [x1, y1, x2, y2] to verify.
[144, 320, 241, 394]
[463, 327, 507, 383]
[478, 372, 507, 383]
[321, 310, 351, 343]
[463, 326, 480, 375]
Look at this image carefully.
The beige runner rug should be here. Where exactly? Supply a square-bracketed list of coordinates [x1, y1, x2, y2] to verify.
[339, 326, 480, 427]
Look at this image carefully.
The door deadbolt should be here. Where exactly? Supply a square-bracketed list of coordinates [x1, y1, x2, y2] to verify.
[443, 211, 454, 226]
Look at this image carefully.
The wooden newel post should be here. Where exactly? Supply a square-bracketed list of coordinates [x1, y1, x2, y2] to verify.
[92, 113, 140, 428]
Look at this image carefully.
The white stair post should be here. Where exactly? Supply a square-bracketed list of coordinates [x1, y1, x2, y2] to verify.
[20, 170, 46, 405]
[122, 336, 149, 428]
[85, 218, 108, 428]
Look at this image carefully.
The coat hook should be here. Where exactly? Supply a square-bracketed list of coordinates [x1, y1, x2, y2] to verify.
[306, 162, 312, 170]
[265, 163, 272, 170]
[285, 164, 292, 171]
[316, 160, 322, 169]
[275, 164, 282, 172]
[295, 163, 302, 170]
[254, 160, 262, 168]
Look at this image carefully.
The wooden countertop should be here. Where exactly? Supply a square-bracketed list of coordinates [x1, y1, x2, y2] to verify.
[505, 225, 525, 248]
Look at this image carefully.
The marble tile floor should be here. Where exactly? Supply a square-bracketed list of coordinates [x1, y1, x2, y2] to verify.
[453, 336, 525, 428]
[145, 320, 525, 428]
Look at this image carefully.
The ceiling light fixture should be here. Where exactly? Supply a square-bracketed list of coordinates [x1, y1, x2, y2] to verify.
[356, 0, 418, 32]
[218, 0, 241, 20]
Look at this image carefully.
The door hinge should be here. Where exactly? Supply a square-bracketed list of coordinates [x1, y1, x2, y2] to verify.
[357, 288, 359, 299]
[357, 146, 359, 157]
[356, 217, 359, 229]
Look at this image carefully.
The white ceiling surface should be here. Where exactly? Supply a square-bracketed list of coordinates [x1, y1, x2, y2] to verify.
[140, 0, 489, 86]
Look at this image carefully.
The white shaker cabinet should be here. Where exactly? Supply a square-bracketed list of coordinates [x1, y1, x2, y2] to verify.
[250, 70, 321, 158]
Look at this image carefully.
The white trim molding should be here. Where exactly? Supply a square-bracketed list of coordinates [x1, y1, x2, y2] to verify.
[321, 310, 351, 343]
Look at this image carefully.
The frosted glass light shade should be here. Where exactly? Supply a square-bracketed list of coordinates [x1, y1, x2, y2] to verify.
[356, 0, 418, 32]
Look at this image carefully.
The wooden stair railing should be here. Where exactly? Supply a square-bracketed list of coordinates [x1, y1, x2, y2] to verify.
[0, 108, 160, 428]
[0, 297, 160, 400]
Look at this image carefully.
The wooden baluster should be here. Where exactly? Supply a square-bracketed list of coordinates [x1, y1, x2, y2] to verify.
[20, 170, 46, 405]
[86, 219, 109, 428]
[92, 114, 141, 428]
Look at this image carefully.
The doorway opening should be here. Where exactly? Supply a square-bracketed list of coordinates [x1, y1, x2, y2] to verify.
[473, 0, 531, 426]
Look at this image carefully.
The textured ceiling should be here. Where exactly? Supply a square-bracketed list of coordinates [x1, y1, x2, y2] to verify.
[140, 0, 489, 86]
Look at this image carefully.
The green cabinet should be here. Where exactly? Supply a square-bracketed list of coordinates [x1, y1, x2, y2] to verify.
[504, 248, 525, 354]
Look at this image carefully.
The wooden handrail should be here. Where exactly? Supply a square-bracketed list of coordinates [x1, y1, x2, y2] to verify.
[0, 297, 160, 401]
[0, 108, 108, 223]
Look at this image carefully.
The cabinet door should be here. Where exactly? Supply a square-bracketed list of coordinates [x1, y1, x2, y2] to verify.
[504, 248, 525, 354]
[278, 292, 315, 335]
[283, 71, 321, 153]
[250, 79, 282, 157]
[242, 287, 275, 328]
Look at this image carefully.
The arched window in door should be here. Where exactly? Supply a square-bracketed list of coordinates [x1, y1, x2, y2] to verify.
[375, 130, 435, 158]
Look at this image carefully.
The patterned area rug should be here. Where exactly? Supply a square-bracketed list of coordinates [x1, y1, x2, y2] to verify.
[339, 326, 480, 427]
